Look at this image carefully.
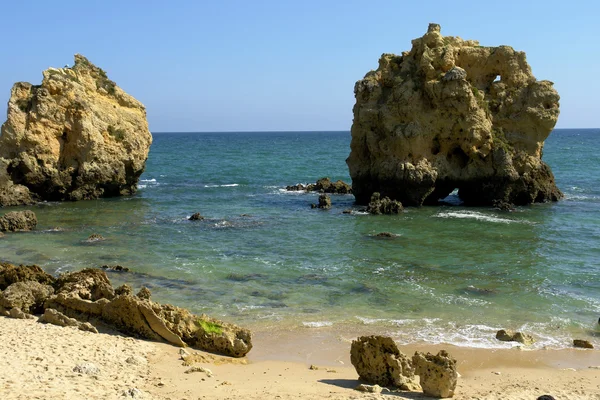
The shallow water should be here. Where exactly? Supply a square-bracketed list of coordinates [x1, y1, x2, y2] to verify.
[2, 129, 599, 349]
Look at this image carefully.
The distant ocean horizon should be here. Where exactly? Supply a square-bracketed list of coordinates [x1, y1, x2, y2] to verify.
[1, 128, 599, 350]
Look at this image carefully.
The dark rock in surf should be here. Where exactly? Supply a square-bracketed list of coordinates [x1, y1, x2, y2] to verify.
[367, 192, 403, 215]
[189, 212, 204, 221]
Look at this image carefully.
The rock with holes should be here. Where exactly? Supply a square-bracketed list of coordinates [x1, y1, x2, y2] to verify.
[413, 350, 458, 398]
[0, 54, 152, 206]
[350, 335, 420, 391]
[0, 263, 55, 290]
[0, 281, 54, 314]
[0, 210, 37, 232]
[347, 24, 561, 207]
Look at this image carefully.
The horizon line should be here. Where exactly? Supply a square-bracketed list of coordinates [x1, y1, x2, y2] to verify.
[151, 127, 600, 134]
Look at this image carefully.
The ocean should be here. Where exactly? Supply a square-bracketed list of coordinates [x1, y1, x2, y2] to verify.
[1, 129, 599, 350]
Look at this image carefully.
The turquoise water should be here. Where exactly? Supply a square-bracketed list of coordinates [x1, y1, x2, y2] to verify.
[1, 129, 599, 349]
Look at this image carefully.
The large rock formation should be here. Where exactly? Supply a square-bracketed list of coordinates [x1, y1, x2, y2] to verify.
[0, 210, 37, 232]
[0, 55, 152, 206]
[347, 24, 562, 206]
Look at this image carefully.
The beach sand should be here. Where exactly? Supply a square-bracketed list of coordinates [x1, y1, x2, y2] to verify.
[2, 316, 599, 399]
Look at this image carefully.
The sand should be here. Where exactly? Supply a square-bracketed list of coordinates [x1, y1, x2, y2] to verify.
[1, 316, 599, 400]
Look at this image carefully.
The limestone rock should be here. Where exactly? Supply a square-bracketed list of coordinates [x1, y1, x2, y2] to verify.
[350, 335, 420, 391]
[189, 212, 204, 221]
[87, 233, 105, 242]
[366, 192, 403, 214]
[496, 329, 535, 345]
[413, 350, 458, 398]
[347, 24, 562, 206]
[0, 263, 55, 290]
[0, 54, 152, 206]
[136, 286, 151, 300]
[54, 268, 115, 301]
[115, 284, 134, 296]
[9, 307, 34, 319]
[40, 308, 98, 333]
[0, 281, 54, 314]
[573, 339, 594, 349]
[73, 362, 100, 375]
[354, 384, 384, 393]
[286, 177, 352, 194]
[0, 210, 37, 231]
[312, 194, 331, 209]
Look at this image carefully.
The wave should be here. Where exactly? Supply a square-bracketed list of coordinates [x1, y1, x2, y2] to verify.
[302, 321, 333, 328]
[435, 210, 530, 224]
[137, 178, 159, 190]
[204, 183, 239, 188]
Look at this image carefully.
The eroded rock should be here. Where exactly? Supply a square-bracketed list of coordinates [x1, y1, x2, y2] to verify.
[311, 194, 331, 209]
[413, 350, 458, 398]
[350, 335, 420, 391]
[573, 339, 594, 349]
[0, 281, 54, 314]
[496, 329, 535, 345]
[40, 308, 98, 333]
[0, 263, 55, 290]
[366, 192, 403, 215]
[0, 210, 37, 232]
[0, 54, 152, 206]
[54, 268, 115, 301]
[347, 24, 562, 207]
[287, 177, 352, 194]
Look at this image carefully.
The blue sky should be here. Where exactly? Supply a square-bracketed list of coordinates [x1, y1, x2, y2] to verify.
[1, 0, 598, 131]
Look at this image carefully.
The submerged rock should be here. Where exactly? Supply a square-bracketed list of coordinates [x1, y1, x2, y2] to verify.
[496, 329, 535, 345]
[0, 210, 37, 232]
[347, 24, 562, 207]
[350, 335, 420, 391]
[413, 350, 458, 398]
[189, 212, 204, 221]
[0, 54, 152, 206]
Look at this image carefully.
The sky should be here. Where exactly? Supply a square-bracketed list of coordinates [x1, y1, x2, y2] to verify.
[0, 0, 598, 132]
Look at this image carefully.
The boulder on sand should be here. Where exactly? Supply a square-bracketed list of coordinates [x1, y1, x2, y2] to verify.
[350, 335, 420, 391]
[413, 350, 458, 398]
[0, 281, 54, 315]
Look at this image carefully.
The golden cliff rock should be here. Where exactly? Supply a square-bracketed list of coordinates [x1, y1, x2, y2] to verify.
[347, 24, 562, 206]
[0, 55, 152, 206]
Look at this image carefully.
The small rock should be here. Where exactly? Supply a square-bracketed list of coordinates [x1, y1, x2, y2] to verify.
[492, 371, 501, 375]
[496, 329, 535, 345]
[375, 232, 395, 238]
[185, 366, 213, 377]
[101, 265, 130, 272]
[115, 284, 133, 296]
[87, 233, 105, 242]
[122, 388, 145, 399]
[73, 362, 100, 375]
[312, 194, 331, 209]
[179, 348, 191, 358]
[136, 286, 152, 300]
[9, 307, 33, 319]
[355, 384, 383, 393]
[125, 355, 147, 366]
[189, 212, 204, 221]
[573, 339, 594, 349]
[309, 365, 319, 370]
[536, 396, 556, 400]
[366, 192, 403, 215]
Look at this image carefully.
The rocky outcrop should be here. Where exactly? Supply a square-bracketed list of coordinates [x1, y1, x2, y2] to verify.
[366, 192, 403, 214]
[0, 210, 37, 232]
[0, 281, 54, 315]
[350, 336, 420, 391]
[347, 24, 562, 206]
[0, 263, 55, 290]
[0, 54, 152, 206]
[496, 329, 535, 345]
[286, 177, 352, 194]
[413, 350, 458, 398]
[45, 268, 252, 357]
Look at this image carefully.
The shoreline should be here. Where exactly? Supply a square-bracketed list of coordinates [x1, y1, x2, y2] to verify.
[2, 316, 599, 399]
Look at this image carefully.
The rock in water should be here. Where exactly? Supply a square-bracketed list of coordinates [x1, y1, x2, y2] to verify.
[350, 335, 420, 391]
[0, 210, 37, 232]
[0, 54, 152, 206]
[413, 350, 458, 398]
[496, 329, 535, 345]
[347, 24, 562, 207]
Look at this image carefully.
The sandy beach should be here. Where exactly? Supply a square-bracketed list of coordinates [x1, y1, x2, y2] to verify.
[2, 316, 599, 400]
